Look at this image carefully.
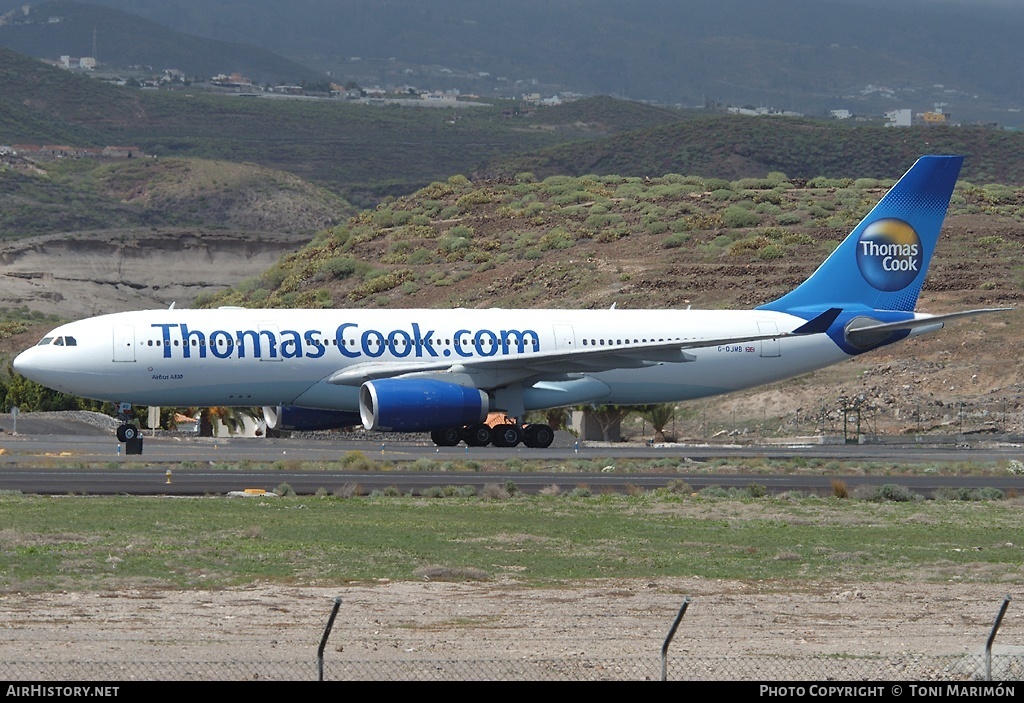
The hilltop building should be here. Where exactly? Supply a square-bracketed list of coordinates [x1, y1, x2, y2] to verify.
[884, 109, 912, 127]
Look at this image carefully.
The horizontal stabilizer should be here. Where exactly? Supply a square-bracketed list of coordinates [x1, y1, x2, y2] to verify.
[845, 308, 1011, 348]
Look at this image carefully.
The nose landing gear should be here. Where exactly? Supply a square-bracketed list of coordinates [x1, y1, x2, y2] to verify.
[114, 402, 140, 444]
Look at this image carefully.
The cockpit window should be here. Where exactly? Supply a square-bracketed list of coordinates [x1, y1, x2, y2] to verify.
[36, 335, 77, 347]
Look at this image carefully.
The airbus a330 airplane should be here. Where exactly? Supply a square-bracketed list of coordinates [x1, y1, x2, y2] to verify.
[12, 155, 1008, 448]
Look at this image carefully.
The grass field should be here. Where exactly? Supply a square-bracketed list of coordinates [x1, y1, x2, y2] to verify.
[1, 489, 1020, 592]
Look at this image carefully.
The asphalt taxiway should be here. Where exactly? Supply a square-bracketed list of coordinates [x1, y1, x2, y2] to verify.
[0, 425, 1020, 496]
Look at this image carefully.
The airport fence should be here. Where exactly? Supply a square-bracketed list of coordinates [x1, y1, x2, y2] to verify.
[3, 652, 1023, 681]
[657, 395, 1024, 445]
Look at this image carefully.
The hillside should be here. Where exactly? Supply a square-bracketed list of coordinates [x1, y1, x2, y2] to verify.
[191, 170, 1024, 438]
[0, 1, 320, 84]
[0, 48, 568, 207]
[483, 118, 1024, 186]
[0, 155, 353, 238]
[198, 171, 1023, 312]
[9, 45, 1024, 208]
[0, 46, 145, 139]
[0, 156, 355, 316]
[59, 0, 1024, 125]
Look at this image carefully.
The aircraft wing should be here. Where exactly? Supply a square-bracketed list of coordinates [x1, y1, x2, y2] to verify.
[327, 308, 842, 388]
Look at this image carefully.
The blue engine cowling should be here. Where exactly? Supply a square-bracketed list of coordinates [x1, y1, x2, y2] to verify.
[359, 379, 489, 432]
[262, 405, 362, 432]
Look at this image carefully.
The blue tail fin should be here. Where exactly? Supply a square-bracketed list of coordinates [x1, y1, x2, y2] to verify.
[758, 155, 963, 316]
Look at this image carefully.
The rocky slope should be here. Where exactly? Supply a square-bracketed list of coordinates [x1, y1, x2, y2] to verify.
[0, 228, 303, 317]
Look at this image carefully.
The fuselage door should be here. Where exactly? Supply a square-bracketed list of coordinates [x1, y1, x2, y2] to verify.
[113, 325, 136, 362]
[553, 323, 575, 351]
[758, 321, 781, 358]
[259, 323, 283, 362]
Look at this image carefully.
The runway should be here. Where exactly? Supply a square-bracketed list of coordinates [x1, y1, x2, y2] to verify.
[0, 429, 1021, 496]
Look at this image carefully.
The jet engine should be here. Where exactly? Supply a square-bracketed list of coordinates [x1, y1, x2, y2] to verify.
[359, 378, 488, 432]
[262, 405, 362, 432]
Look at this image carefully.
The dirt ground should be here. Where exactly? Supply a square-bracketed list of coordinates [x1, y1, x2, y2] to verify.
[0, 578, 1019, 664]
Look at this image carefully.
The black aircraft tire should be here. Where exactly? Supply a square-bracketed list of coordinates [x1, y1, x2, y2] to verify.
[432, 427, 462, 447]
[463, 424, 492, 447]
[524, 424, 554, 449]
[117, 424, 138, 442]
[491, 425, 522, 448]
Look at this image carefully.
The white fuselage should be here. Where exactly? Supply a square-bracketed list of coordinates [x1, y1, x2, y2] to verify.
[13, 307, 856, 413]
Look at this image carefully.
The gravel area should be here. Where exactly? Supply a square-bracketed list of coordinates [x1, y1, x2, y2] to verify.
[0, 579, 1019, 664]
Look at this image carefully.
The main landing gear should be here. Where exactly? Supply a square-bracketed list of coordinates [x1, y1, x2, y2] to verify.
[429, 422, 555, 449]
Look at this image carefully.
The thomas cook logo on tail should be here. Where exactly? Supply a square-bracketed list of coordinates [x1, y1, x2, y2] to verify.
[855, 218, 922, 291]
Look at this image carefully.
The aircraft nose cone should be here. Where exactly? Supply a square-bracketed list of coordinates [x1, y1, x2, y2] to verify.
[12, 348, 33, 377]
[12, 347, 49, 386]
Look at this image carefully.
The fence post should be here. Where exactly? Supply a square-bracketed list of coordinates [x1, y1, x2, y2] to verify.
[985, 595, 1011, 681]
[660, 597, 690, 681]
[318, 596, 342, 681]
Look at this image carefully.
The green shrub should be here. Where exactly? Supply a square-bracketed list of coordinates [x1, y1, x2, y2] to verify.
[274, 482, 296, 497]
[745, 483, 768, 498]
[934, 487, 1005, 501]
[757, 244, 786, 260]
[870, 484, 923, 502]
[408, 248, 435, 265]
[665, 479, 693, 494]
[448, 224, 475, 239]
[322, 256, 358, 279]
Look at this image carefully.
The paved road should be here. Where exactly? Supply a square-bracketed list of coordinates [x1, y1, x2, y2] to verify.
[0, 429, 1021, 496]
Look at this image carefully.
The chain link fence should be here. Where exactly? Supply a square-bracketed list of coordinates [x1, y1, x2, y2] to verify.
[625, 395, 1024, 445]
[2, 652, 1022, 681]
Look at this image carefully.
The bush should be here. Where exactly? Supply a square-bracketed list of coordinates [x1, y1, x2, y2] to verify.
[662, 232, 690, 249]
[665, 479, 692, 494]
[339, 451, 373, 470]
[745, 483, 768, 498]
[869, 484, 922, 502]
[321, 256, 358, 279]
[757, 244, 786, 260]
[933, 487, 1005, 501]
[831, 479, 849, 499]
[481, 483, 511, 500]
[334, 483, 360, 498]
